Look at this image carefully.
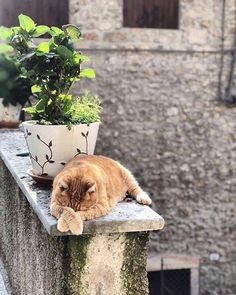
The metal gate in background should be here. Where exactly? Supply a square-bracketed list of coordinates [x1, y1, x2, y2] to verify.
[148, 258, 191, 295]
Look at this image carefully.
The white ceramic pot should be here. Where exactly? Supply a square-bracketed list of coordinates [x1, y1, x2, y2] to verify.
[0, 98, 21, 126]
[22, 121, 100, 177]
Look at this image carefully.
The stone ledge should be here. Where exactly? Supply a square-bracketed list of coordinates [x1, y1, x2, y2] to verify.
[0, 130, 164, 236]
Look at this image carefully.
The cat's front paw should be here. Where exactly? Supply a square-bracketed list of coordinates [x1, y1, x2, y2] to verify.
[57, 217, 70, 233]
[59, 208, 84, 235]
[136, 192, 152, 205]
[68, 213, 83, 235]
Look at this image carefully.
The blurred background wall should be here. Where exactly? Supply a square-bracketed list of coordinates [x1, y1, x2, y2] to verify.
[0, 0, 235, 294]
[70, 1, 236, 294]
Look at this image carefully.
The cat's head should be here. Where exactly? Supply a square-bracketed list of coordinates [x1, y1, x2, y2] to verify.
[52, 171, 98, 211]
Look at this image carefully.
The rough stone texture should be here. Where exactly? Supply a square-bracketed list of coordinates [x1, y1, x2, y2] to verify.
[70, 0, 235, 51]
[0, 135, 155, 295]
[69, 0, 236, 294]
[0, 271, 8, 295]
[75, 50, 236, 295]
[0, 258, 11, 295]
[122, 233, 149, 295]
[66, 232, 149, 295]
[0, 159, 65, 295]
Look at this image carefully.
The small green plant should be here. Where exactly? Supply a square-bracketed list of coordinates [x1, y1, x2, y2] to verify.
[0, 14, 99, 125]
[71, 92, 102, 124]
[0, 54, 31, 107]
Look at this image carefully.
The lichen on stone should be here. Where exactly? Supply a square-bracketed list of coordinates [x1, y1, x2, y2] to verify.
[121, 232, 149, 295]
[63, 235, 93, 295]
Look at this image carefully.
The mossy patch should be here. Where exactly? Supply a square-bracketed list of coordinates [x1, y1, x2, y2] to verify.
[63, 235, 93, 295]
[121, 232, 149, 295]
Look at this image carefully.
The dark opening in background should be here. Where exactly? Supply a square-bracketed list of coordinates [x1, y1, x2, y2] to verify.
[0, 0, 69, 27]
[148, 269, 191, 295]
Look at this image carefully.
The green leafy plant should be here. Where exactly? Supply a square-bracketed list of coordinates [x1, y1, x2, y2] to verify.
[71, 92, 102, 124]
[0, 14, 98, 125]
[0, 54, 31, 107]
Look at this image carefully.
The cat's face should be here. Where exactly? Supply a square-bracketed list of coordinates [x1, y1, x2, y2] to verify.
[53, 174, 98, 211]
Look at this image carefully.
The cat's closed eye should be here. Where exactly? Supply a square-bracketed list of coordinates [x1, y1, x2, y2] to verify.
[60, 186, 66, 192]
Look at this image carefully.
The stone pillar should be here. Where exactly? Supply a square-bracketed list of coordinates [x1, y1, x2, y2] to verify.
[64, 233, 149, 295]
[0, 131, 164, 295]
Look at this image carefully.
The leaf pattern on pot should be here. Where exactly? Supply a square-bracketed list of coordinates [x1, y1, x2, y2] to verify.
[27, 128, 91, 175]
[73, 130, 89, 157]
[24, 129, 32, 139]
[28, 133, 55, 176]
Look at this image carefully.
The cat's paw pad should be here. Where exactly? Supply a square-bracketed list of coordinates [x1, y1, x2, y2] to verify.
[136, 192, 152, 205]
[57, 217, 69, 233]
[68, 215, 83, 235]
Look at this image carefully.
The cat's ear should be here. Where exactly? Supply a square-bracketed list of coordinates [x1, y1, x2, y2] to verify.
[86, 181, 96, 193]
[59, 179, 69, 191]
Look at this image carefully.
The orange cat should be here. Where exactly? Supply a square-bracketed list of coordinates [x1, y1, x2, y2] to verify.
[50, 155, 152, 235]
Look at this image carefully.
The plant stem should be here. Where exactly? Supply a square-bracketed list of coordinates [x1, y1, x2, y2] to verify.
[64, 77, 76, 99]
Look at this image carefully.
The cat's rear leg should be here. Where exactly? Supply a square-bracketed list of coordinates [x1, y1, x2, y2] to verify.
[121, 166, 152, 205]
[136, 191, 152, 205]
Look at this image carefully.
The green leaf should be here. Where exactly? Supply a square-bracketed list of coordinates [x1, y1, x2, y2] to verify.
[0, 44, 14, 53]
[0, 26, 12, 40]
[79, 55, 90, 62]
[18, 14, 35, 32]
[62, 24, 81, 40]
[79, 68, 96, 79]
[23, 106, 36, 114]
[37, 42, 50, 53]
[49, 26, 63, 36]
[57, 45, 73, 60]
[35, 99, 46, 113]
[11, 26, 20, 33]
[31, 85, 42, 93]
[32, 25, 50, 37]
[73, 53, 89, 64]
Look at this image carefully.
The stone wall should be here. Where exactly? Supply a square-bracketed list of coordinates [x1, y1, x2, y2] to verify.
[0, 159, 65, 295]
[70, 0, 236, 294]
[0, 158, 150, 295]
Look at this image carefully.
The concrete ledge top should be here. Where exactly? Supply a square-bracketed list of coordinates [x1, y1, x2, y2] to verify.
[0, 130, 164, 236]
